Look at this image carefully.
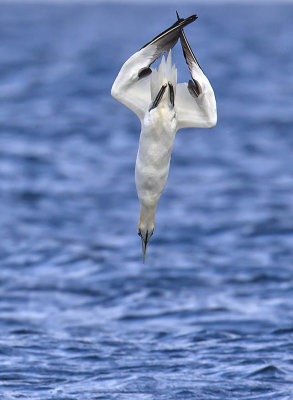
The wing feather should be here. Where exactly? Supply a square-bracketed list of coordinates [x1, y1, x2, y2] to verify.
[111, 15, 197, 120]
[175, 21, 217, 130]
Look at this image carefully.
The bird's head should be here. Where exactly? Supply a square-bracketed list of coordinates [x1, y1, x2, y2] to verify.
[138, 205, 156, 263]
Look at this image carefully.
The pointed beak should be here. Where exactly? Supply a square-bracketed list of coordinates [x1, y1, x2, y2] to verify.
[141, 232, 150, 264]
[138, 227, 154, 264]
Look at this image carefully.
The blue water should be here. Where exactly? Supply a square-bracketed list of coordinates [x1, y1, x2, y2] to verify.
[0, 3, 293, 399]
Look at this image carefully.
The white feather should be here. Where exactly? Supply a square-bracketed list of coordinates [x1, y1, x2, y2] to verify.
[111, 25, 217, 261]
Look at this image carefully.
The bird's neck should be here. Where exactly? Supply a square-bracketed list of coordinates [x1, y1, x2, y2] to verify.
[138, 203, 157, 233]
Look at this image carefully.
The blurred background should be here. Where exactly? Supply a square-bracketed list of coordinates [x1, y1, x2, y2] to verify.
[0, 1, 293, 399]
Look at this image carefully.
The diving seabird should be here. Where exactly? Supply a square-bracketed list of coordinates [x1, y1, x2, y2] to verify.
[111, 14, 217, 262]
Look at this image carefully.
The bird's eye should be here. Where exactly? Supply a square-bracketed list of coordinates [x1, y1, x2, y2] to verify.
[138, 230, 142, 237]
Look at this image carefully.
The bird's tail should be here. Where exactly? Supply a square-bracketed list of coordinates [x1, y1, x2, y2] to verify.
[151, 50, 177, 102]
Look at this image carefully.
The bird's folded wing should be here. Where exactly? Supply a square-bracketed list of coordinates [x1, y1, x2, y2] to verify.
[111, 15, 197, 121]
[175, 28, 217, 130]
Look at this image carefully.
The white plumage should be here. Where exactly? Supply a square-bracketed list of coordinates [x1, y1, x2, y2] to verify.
[111, 14, 217, 262]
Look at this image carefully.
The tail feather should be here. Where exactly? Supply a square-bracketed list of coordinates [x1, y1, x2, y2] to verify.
[151, 50, 177, 101]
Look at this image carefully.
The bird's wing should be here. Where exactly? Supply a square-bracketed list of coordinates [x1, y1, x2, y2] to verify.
[111, 15, 197, 121]
[175, 25, 217, 130]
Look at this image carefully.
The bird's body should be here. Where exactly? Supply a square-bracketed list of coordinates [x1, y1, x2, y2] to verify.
[135, 54, 177, 256]
[111, 13, 217, 261]
[136, 105, 176, 209]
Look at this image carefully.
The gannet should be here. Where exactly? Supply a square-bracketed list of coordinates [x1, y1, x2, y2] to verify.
[111, 13, 217, 262]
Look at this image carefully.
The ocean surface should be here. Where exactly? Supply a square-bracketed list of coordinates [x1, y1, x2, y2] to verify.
[0, 3, 293, 399]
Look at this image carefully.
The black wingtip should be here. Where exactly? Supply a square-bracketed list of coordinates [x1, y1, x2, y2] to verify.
[141, 13, 198, 51]
[176, 12, 198, 24]
[178, 14, 198, 31]
[185, 14, 198, 23]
